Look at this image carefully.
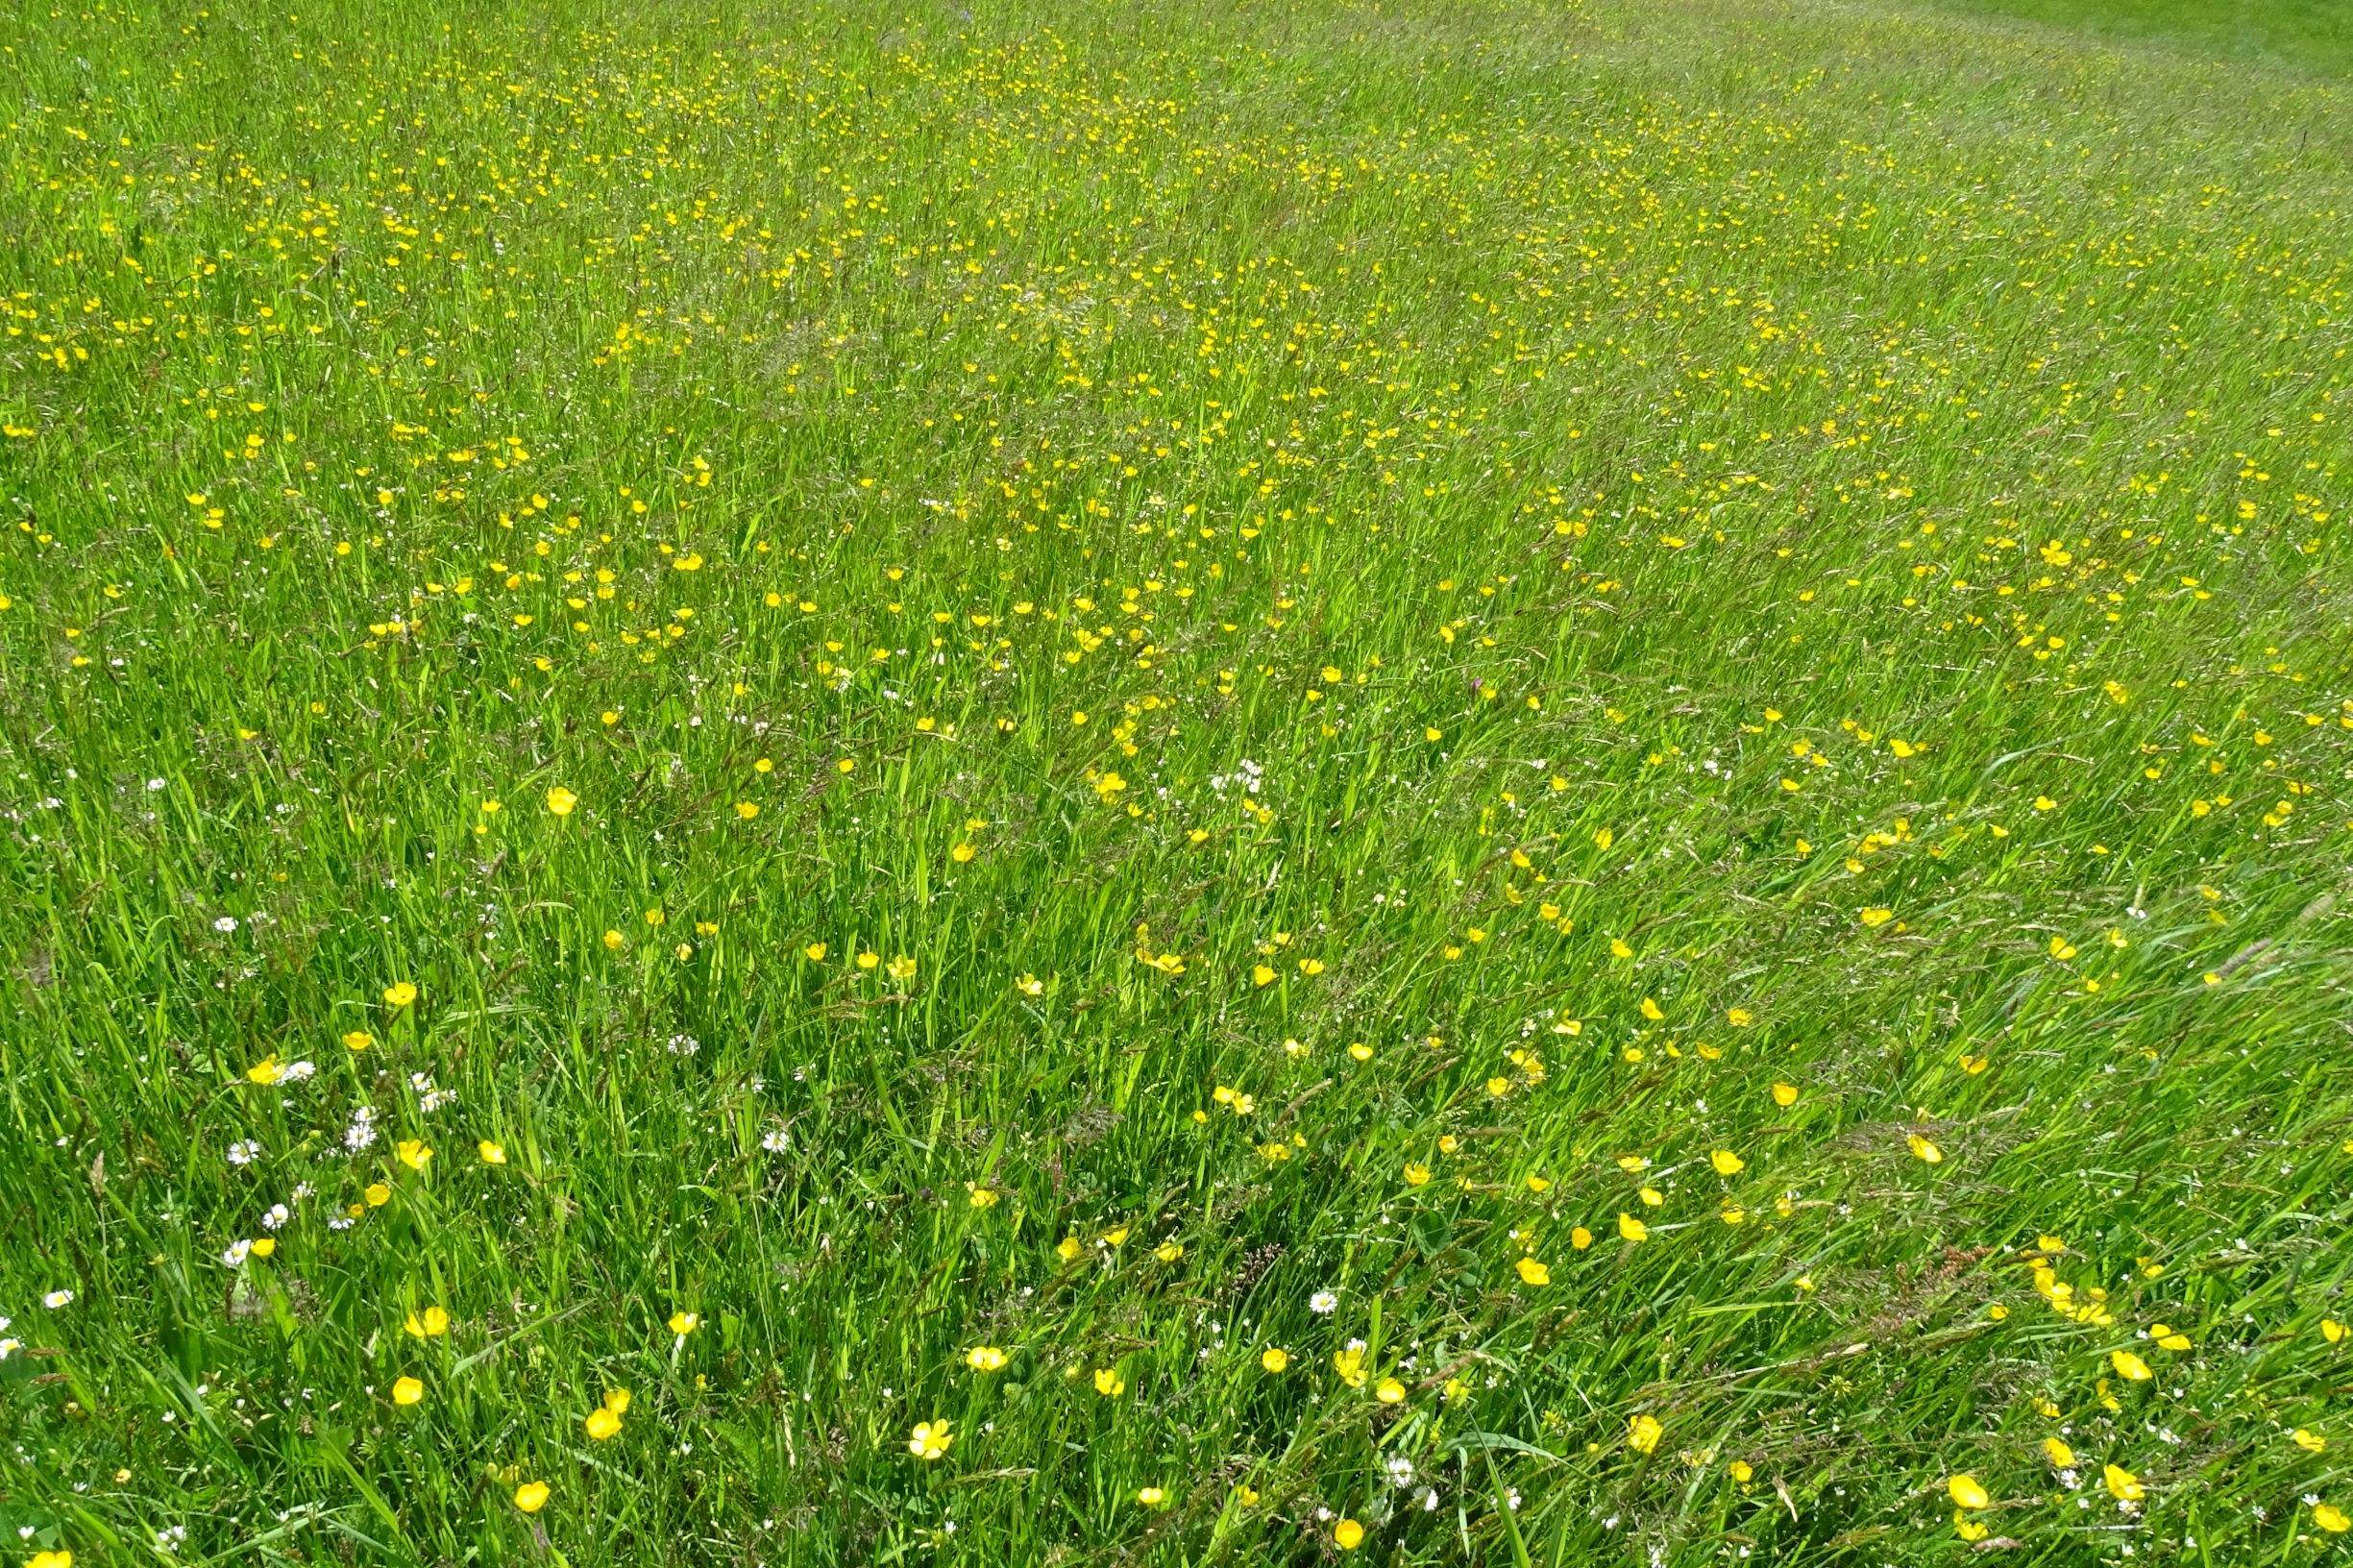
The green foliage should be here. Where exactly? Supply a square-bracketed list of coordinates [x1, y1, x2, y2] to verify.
[0, 0, 2349, 1562]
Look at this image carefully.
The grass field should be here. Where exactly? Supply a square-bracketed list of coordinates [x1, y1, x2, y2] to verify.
[1, 0, 2349, 1560]
[1923, 0, 2353, 79]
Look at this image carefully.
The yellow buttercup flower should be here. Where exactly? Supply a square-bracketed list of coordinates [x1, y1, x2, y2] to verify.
[382, 982, 417, 1008]
[513, 1481, 550, 1513]
[966, 1346, 1007, 1372]
[545, 785, 577, 816]
[1515, 1257, 1551, 1286]
[1261, 1346, 1289, 1373]
[391, 1376, 424, 1407]
[669, 1311, 700, 1337]
[1946, 1474, 1989, 1509]
[908, 1420, 951, 1459]
[1628, 1413, 1663, 1454]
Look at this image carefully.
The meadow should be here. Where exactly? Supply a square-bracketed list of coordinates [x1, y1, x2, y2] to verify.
[0, 0, 2349, 1560]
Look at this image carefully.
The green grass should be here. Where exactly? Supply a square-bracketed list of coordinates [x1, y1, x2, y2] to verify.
[1, 0, 2350, 1562]
[1914, 0, 2353, 79]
